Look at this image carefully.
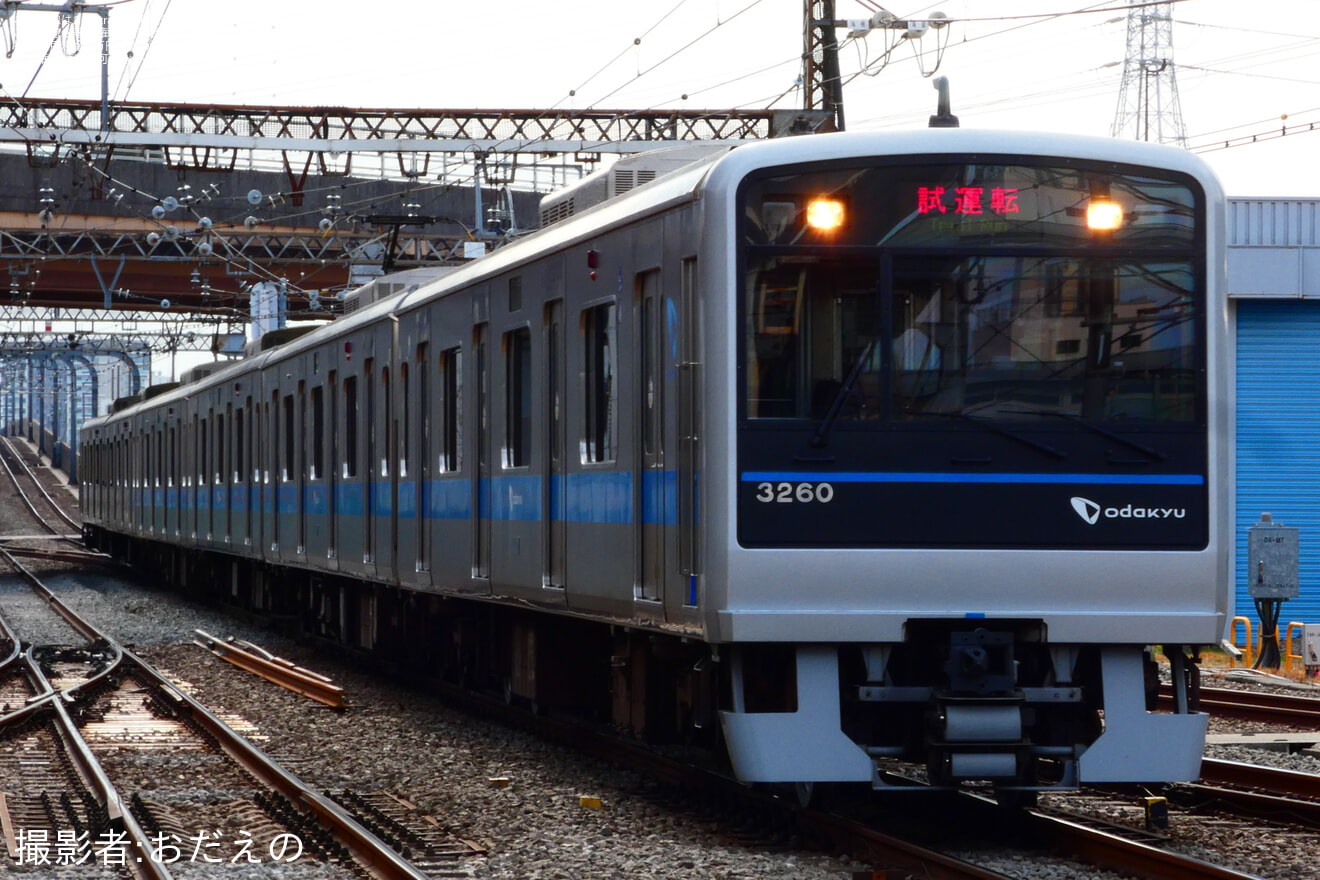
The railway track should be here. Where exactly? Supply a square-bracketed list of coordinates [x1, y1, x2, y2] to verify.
[1164, 758, 1320, 830]
[1160, 683, 1320, 726]
[0, 435, 81, 545]
[404, 658, 1266, 880]
[1, 543, 1281, 879]
[0, 443, 1292, 877]
[0, 547, 476, 879]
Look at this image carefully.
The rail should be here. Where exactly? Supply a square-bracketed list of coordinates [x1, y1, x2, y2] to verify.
[1174, 757, 1320, 829]
[193, 629, 345, 709]
[0, 546, 432, 880]
[1024, 807, 1264, 880]
[418, 655, 1266, 879]
[1159, 683, 1320, 726]
[0, 436, 81, 536]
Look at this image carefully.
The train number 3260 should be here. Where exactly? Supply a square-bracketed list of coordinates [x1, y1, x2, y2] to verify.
[755, 482, 835, 504]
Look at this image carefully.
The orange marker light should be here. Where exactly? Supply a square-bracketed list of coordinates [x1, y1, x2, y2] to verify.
[806, 198, 846, 232]
[1087, 200, 1124, 231]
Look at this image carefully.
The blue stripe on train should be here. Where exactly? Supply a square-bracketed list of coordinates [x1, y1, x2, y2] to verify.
[740, 471, 1205, 485]
[148, 470, 682, 525]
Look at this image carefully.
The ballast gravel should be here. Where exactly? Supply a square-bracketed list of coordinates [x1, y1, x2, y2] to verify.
[5, 453, 1320, 879]
[9, 563, 1315, 880]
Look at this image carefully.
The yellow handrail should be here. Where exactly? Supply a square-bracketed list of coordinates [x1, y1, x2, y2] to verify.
[1284, 621, 1306, 675]
[1229, 616, 1253, 667]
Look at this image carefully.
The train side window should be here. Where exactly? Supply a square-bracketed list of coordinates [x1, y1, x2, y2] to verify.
[311, 385, 325, 480]
[417, 345, 429, 479]
[504, 327, 531, 468]
[265, 395, 276, 484]
[508, 276, 522, 312]
[198, 418, 208, 486]
[282, 394, 295, 481]
[582, 302, 617, 464]
[343, 376, 358, 478]
[235, 408, 245, 483]
[246, 397, 256, 482]
[400, 362, 410, 478]
[439, 347, 462, 473]
[380, 366, 390, 478]
[168, 427, 176, 488]
[298, 382, 307, 480]
[215, 413, 225, 485]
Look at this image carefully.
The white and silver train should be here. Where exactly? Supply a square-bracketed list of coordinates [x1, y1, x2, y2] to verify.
[80, 129, 1230, 796]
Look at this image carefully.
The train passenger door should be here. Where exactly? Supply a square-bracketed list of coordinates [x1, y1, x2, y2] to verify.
[637, 270, 665, 603]
[544, 300, 566, 590]
[221, 406, 232, 543]
[298, 381, 309, 557]
[415, 348, 430, 577]
[326, 372, 337, 564]
[473, 325, 491, 580]
[264, 391, 278, 554]
[364, 359, 376, 565]
[245, 396, 255, 547]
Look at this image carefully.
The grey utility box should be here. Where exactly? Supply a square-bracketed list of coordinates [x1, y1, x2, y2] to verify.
[1247, 513, 1299, 599]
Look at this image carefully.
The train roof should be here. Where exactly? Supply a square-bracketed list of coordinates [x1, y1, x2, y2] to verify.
[86, 128, 1224, 430]
[695, 127, 1224, 199]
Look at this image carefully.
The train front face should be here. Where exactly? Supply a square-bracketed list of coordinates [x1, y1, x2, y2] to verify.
[708, 134, 1229, 791]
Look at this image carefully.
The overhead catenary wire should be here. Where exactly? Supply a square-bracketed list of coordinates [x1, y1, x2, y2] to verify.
[20, 15, 71, 100]
[7, 0, 1318, 292]
[584, 0, 770, 109]
[12, 1, 1180, 247]
[558, 0, 696, 106]
[839, 2, 1320, 134]
[116, 0, 171, 105]
[110, 0, 152, 102]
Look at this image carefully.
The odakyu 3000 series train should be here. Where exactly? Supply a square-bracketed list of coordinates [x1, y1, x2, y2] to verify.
[80, 129, 1229, 797]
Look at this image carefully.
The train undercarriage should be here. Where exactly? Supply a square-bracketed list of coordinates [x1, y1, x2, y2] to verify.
[92, 528, 1207, 795]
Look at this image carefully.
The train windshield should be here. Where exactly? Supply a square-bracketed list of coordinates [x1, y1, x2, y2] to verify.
[735, 156, 1208, 549]
[744, 253, 1197, 423]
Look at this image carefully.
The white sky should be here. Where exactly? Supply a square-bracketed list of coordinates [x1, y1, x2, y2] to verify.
[1, 0, 1317, 196]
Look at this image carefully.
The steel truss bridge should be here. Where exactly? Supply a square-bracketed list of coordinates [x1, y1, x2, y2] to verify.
[1, 98, 826, 310]
[1, 98, 826, 169]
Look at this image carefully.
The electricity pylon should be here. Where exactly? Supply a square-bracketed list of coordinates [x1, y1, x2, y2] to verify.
[1111, 2, 1188, 147]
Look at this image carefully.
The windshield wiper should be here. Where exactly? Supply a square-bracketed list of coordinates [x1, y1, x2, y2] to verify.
[1001, 410, 1166, 462]
[915, 410, 1068, 460]
[809, 338, 876, 448]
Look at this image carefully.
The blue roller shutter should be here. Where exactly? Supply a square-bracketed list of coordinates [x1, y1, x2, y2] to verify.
[1236, 299, 1320, 633]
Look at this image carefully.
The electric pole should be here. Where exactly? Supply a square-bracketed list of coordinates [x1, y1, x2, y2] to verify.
[804, 0, 846, 132]
[0, 2, 117, 130]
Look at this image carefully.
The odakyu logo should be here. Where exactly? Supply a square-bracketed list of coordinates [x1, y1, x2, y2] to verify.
[1070, 497, 1101, 525]
[1070, 496, 1186, 525]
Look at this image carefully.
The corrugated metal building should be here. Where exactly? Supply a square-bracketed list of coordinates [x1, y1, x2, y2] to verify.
[1229, 198, 1320, 632]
